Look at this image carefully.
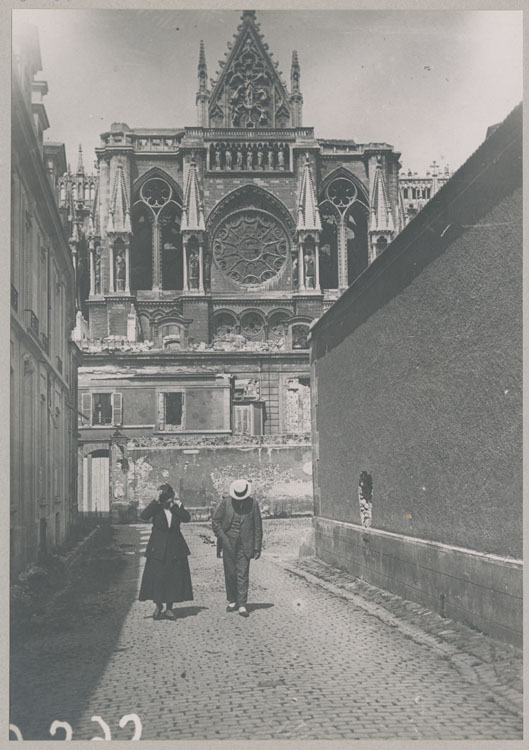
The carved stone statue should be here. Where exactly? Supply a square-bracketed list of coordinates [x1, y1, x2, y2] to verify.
[278, 146, 285, 169]
[244, 148, 252, 170]
[256, 146, 263, 169]
[94, 247, 102, 294]
[236, 147, 243, 170]
[225, 147, 232, 170]
[304, 249, 315, 289]
[267, 148, 274, 170]
[292, 254, 299, 288]
[203, 251, 211, 290]
[188, 249, 199, 289]
[115, 249, 126, 291]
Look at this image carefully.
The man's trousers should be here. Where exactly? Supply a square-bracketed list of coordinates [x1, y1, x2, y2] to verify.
[222, 533, 250, 605]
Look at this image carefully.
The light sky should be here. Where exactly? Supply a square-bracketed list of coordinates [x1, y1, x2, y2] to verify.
[13, 9, 523, 176]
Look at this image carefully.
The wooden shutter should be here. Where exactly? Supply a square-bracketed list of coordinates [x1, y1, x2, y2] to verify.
[111, 392, 122, 425]
[158, 392, 166, 431]
[81, 393, 92, 425]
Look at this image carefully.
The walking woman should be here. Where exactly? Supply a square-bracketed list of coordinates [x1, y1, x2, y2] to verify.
[212, 479, 263, 618]
[139, 483, 193, 620]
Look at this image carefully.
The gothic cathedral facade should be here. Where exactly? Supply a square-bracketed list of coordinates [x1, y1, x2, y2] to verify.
[70, 11, 408, 512]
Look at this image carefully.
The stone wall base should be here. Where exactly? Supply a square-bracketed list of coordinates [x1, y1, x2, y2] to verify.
[314, 517, 522, 647]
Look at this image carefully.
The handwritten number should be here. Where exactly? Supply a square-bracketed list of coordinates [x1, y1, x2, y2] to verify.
[90, 715, 111, 741]
[119, 713, 142, 740]
[9, 724, 23, 740]
[50, 720, 73, 740]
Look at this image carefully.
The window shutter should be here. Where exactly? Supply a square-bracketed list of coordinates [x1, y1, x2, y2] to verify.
[111, 392, 122, 425]
[158, 393, 166, 431]
[81, 393, 92, 425]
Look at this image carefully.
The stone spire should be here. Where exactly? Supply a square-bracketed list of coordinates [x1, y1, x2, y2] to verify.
[76, 144, 84, 175]
[369, 157, 395, 262]
[370, 158, 395, 233]
[290, 50, 303, 126]
[107, 164, 131, 234]
[196, 40, 209, 127]
[297, 154, 321, 232]
[181, 155, 205, 232]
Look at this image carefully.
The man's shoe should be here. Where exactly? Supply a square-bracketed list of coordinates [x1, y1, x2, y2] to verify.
[165, 608, 176, 620]
[153, 605, 162, 620]
[238, 606, 249, 618]
[226, 602, 237, 612]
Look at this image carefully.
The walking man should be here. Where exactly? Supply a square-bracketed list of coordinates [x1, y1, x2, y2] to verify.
[212, 479, 263, 617]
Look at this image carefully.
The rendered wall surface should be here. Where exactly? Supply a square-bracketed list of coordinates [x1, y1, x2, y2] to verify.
[313, 187, 522, 558]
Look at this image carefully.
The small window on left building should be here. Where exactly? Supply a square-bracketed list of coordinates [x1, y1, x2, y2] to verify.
[81, 393, 122, 426]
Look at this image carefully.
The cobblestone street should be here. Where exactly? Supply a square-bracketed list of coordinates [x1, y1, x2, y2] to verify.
[10, 520, 523, 741]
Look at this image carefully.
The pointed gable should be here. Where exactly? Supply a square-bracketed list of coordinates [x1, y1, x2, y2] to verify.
[181, 156, 205, 232]
[208, 10, 292, 129]
[297, 154, 321, 232]
[370, 158, 395, 232]
[107, 164, 131, 234]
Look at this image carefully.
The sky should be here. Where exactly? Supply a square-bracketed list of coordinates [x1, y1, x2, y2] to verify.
[12, 9, 523, 176]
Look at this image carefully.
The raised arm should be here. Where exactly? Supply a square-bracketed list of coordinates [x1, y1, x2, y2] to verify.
[171, 501, 191, 523]
[140, 500, 159, 521]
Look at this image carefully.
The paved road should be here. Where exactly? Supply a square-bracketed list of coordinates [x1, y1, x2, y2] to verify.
[10, 522, 523, 741]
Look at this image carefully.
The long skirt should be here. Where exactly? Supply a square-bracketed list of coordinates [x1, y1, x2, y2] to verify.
[139, 555, 194, 604]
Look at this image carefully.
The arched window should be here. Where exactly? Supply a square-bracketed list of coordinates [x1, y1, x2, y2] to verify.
[320, 174, 368, 288]
[268, 311, 289, 341]
[240, 311, 265, 341]
[213, 312, 237, 341]
[292, 323, 310, 350]
[131, 176, 181, 291]
[160, 203, 182, 290]
[131, 203, 153, 290]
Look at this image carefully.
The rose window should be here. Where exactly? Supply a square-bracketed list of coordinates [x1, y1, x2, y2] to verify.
[212, 210, 288, 286]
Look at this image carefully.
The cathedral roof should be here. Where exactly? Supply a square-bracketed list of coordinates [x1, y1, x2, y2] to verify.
[181, 155, 205, 232]
[107, 163, 131, 234]
[297, 154, 321, 232]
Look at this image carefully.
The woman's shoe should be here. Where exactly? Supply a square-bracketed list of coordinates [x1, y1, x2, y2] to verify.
[153, 605, 162, 620]
[238, 606, 249, 618]
[165, 608, 176, 620]
[226, 602, 237, 612]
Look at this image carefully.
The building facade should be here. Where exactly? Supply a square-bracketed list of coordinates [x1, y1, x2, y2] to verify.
[11, 25, 81, 574]
[68, 11, 433, 512]
[309, 104, 522, 645]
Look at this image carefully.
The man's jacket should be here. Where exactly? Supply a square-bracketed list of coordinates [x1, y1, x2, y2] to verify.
[212, 496, 263, 558]
[141, 500, 191, 561]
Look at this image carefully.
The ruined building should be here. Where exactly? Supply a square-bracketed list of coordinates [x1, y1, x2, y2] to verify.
[68, 11, 422, 512]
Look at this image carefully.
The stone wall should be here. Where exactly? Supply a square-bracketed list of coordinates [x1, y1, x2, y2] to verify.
[111, 442, 313, 514]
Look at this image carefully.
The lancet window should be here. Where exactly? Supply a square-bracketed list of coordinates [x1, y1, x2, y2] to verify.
[131, 177, 182, 292]
[319, 175, 368, 289]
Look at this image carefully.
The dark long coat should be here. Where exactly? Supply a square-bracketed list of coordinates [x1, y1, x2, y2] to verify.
[211, 496, 263, 558]
[141, 500, 191, 560]
[139, 500, 193, 603]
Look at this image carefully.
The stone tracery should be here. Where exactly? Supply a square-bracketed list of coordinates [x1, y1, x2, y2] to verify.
[212, 209, 289, 286]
